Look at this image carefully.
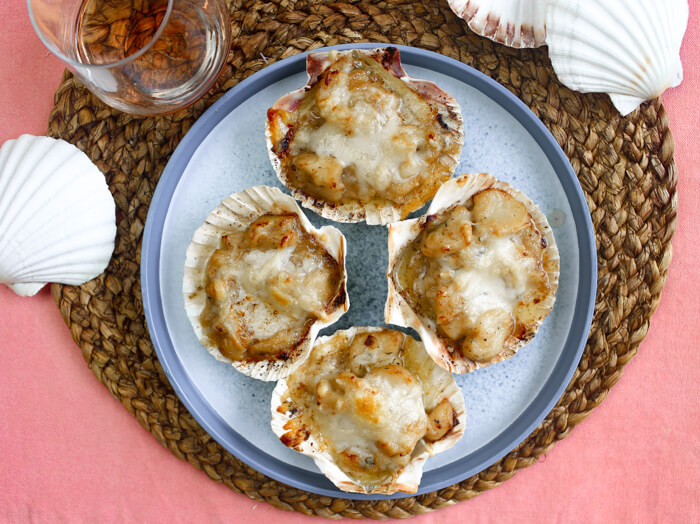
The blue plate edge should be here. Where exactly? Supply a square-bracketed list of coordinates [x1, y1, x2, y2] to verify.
[140, 43, 598, 500]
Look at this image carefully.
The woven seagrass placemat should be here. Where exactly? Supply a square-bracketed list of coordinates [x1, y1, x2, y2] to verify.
[47, 0, 677, 519]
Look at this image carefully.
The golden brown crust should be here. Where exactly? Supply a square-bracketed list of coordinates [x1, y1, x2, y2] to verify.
[270, 327, 466, 494]
[395, 192, 552, 360]
[266, 48, 464, 224]
[386, 174, 560, 374]
[201, 213, 343, 363]
[184, 185, 349, 381]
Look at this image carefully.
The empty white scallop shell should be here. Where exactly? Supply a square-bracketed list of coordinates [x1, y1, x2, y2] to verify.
[447, 0, 548, 48]
[183, 185, 349, 381]
[385, 173, 559, 374]
[546, 0, 689, 116]
[271, 327, 466, 494]
[0, 135, 116, 296]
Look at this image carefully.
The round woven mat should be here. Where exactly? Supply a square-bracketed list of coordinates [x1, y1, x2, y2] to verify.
[48, 0, 677, 519]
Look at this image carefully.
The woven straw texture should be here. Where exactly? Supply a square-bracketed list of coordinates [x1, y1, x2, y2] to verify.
[48, 0, 677, 519]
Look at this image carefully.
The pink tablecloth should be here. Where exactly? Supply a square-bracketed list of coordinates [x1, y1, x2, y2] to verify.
[1, 1, 698, 521]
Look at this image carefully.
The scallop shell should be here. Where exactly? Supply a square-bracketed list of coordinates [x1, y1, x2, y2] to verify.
[0, 135, 116, 297]
[447, 0, 548, 48]
[546, 0, 688, 116]
[385, 173, 560, 374]
[265, 47, 464, 225]
[270, 326, 466, 494]
[183, 185, 349, 381]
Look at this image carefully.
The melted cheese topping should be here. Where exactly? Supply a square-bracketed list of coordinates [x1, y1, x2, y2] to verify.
[201, 214, 342, 362]
[314, 365, 427, 479]
[444, 236, 536, 322]
[281, 329, 456, 490]
[292, 74, 427, 198]
[268, 50, 462, 217]
[395, 190, 553, 362]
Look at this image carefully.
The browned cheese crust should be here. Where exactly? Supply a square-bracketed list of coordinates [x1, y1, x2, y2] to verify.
[277, 328, 457, 488]
[267, 50, 462, 221]
[393, 188, 557, 363]
[201, 213, 342, 363]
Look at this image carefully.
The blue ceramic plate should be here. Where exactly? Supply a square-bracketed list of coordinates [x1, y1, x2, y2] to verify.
[141, 44, 596, 499]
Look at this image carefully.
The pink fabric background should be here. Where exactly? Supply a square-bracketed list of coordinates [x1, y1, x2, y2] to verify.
[1, 0, 698, 521]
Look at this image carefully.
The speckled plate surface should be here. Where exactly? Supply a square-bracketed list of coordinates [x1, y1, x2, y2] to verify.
[141, 43, 596, 499]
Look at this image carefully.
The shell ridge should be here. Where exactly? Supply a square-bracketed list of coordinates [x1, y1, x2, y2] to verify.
[9, 202, 113, 255]
[270, 327, 465, 494]
[7, 239, 114, 282]
[0, 135, 116, 294]
[6, 247, 113, 282]
[0, 138, 52, 248]
[547, 23, 651, 89]
[0, 140, 107, 253]
[447, 0, 547, 48]
[385, 174, 559, 374]
[183, 185, 348, 381]
[192, 226, 226, 246]
[546, 0, 688, 115]
[0, 235, 32, 283]
[265, 48, 464, 225]
[0, 141, 17, 205]
[552, 54, 655, 94]
[5, 187, 113, 256]
[589, 0, 671, 95]
[631, 2, 665, 82]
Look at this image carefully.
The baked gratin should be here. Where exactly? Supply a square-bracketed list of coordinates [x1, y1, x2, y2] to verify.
[265, 47, 464, 225]
[183, 186, 348, 381]
[271, 327, 465, 494]
[386, 174, 559, 374]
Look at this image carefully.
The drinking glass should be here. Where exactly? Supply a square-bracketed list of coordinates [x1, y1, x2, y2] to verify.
[28, 0, 231, 115]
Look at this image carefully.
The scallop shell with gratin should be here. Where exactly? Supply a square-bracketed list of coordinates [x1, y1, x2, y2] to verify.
[385, 173, 559, 374]
[183, 185, 349, 381]
[0, 135, 116, 296]
[447, 0, 548, 48]
[271, 326, 466, 494]
[265, 47, 464, 225]
[546, 0, 689, 116]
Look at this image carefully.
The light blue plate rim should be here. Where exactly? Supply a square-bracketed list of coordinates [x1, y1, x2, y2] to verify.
[141, 43, 597, 500]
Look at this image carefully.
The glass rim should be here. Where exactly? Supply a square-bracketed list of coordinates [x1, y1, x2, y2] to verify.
[27, 0, 174, 70]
